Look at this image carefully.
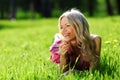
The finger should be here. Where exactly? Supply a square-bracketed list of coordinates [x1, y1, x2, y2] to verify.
[59, 46, 68, 54]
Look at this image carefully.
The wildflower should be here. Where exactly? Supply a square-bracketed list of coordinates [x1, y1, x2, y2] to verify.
[113, 45, 117, 48]
[3, 49, 7, 52]
[113, 39, 118, 43]
[105, 40, 111, 44]
[103, 48, 107, 51]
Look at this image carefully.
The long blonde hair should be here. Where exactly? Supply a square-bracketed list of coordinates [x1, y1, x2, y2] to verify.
[58, 9, 95, 62]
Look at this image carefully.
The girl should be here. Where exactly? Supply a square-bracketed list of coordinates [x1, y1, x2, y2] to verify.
[50, 9, 101, 73]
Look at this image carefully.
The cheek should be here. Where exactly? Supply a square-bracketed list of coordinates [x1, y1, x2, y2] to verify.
[71, 30, 76, 39]
[70, 28, 76, 35]
[60, 30, 63, 35]
[59, 30, 64, 37]
[72, 32, 76, 38]
[71, 29, 75, 33]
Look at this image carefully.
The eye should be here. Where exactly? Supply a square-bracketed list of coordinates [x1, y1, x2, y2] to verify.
[60, 26, 63, 29]
[66, 24, 71, 27]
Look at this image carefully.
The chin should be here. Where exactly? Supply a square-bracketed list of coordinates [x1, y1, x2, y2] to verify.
[64, 39, 71, 42]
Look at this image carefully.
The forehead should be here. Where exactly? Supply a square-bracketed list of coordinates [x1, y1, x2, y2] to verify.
[60, 16, 69, 24]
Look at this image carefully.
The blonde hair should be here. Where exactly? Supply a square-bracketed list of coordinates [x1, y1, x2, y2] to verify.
[58, 9, 95, 62]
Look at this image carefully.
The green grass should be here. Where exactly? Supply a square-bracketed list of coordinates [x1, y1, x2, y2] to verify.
[0, 16, 120, 80]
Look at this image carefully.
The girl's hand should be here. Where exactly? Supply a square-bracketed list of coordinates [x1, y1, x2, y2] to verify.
[59, 41, 70, 56]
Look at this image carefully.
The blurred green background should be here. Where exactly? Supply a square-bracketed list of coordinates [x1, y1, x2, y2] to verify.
[0, 0, 120, 80]
[0, 0, 120, 19]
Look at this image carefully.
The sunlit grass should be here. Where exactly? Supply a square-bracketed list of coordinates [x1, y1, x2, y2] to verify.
[0, 16, 120, 80]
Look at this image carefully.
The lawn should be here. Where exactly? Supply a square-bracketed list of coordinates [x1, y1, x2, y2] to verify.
[0, 16, 120, 80]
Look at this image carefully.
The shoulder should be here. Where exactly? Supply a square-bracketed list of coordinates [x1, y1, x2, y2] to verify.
[90, 34, 101, 42]
[90, 34, 101, 56]
[90, 34, 101, 68]
[90, 34, 101, 54]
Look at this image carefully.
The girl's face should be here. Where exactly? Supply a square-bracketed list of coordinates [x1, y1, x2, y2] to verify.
[59, 16, 76, 42]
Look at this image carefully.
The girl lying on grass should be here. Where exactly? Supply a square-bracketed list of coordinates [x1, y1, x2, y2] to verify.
[50, 8, 101, 73]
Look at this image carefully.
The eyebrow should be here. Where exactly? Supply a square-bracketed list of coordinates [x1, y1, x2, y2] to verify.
[64, 23, 70, 25]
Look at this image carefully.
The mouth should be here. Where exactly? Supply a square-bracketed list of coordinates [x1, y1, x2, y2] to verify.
[64, 33, 70, 37]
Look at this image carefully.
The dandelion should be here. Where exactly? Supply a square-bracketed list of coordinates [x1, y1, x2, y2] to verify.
[105, 40, 111, 44]
[113, 45, 117, 48]
[103, 48, 107, 51]
[112, 39, 118, 44]
[3, 48, 7, 52]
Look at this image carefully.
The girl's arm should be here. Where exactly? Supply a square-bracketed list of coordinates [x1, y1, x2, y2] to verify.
[59, 41, 70, 72]
[49, 34, 62, 63]
[59, 54, 69, 72]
